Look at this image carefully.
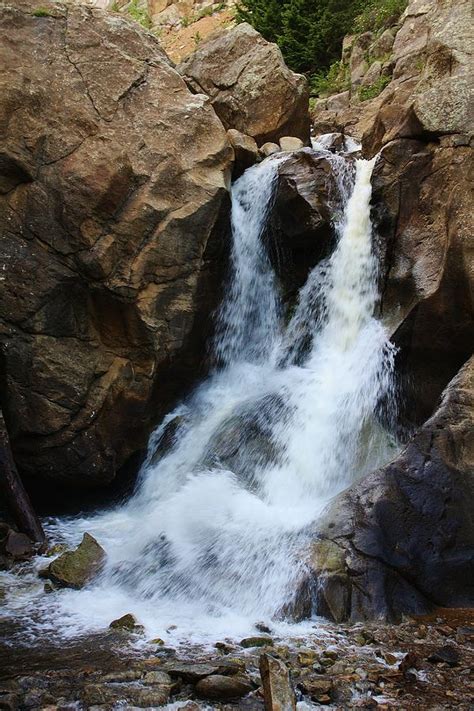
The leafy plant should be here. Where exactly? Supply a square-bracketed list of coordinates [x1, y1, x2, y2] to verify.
[310, 60, 349, 97]
[126, 0, 152, 29]
[354, 0, 407, 33]
[32, 7, 52, 16]
[358, 74, 391, 101]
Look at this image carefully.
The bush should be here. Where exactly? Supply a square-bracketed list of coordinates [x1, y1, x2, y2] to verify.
[237, 0, 407, 75]
[358, 74, 391, 101]
[354, 0, 407, 33]
[310, 60, 349, 96]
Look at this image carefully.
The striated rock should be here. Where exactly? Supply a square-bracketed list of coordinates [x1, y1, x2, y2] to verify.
[178, 23, 310, 144]
[259, 653, 296, 711]
[312, 357, 474, 622]
[227, 129, 260, 176]
[0, 0, 233, 487]
[47, 533, 105, 589]
[195, 674, 253, 701]
[279, 137, 304, 152]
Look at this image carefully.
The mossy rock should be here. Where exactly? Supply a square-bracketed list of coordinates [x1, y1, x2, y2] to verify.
[109, 613, 144, 633]
[311, 539, 346, 574]
[47, 533, 105, 589]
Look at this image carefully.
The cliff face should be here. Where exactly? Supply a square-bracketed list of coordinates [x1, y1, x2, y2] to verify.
[308, 0, 474, 621]
[0, 0, 233, 487]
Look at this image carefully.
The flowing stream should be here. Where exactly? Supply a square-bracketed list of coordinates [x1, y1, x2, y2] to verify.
[2, 145, 399, 645]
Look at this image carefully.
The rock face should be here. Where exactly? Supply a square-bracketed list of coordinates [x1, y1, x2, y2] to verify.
[47, 532, 106, 589]
[0, 0, 233, 487]
[312, 0, 473, 149]
[178, 23, 310, 145]
[373, 139, 473, 427]
[312, 357, 474, 622]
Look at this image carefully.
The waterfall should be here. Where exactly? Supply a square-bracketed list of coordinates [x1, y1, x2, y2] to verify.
[3, 149, 398, 643]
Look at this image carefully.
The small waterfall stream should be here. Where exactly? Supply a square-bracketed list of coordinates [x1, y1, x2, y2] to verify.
[1, 146, 399, 644]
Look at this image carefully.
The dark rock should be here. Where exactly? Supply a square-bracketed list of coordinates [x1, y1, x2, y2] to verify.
[4, 531, 34, 560]
[299, 677, 333, 703]
[312, 357, 474, 622]
[165, 662, 223, 682]
[259, 653, 296, 711]
[47, 533, 105, 589]
[428, 645, 461, 667]
[195, 674, 253, 701]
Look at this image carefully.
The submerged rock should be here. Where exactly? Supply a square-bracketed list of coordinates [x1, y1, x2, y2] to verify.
[178, 23, 310, 144]
[259, 653, 296, 711]
[47, 533, 105, 589]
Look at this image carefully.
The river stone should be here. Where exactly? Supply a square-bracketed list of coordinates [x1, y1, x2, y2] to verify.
[240, 636, 274, 648]
[227, 129, 260, 175]
[195, 674, 253, 701]
[165, 662, 223, 681]
[260, 143, 281, 157]
[0, 0, 233, 488]
[109, 613, 144, 633]
[279, 137, 304, 152]
[259, 653, 296, 711]
[4, 530, 34, 560]
[178, 23, 310, 144]
[47, 533, 105, 589]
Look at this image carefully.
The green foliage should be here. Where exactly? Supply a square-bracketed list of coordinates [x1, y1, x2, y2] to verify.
[358, 74, 391, 101]
[237, 0, 363, 73]
[237, 0, 406, 75]
[310, 60, 349, 97]
[354, 0, 407, 33]
[126, 0, 152, 29]
[32, 7, 52, 16]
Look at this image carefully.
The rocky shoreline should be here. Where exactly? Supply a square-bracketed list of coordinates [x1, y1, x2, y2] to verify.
[0, 608, 472, 709]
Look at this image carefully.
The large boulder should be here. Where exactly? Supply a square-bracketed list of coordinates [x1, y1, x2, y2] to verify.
[372, 139, 473, 427]
[178, 23, 310, 145]
[47, 532, 106, 589]
[0, 0, 233, 487]
[311, 356, 474, 622]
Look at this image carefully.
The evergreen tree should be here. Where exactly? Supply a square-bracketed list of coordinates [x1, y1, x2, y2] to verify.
[236, 0, 363, 74]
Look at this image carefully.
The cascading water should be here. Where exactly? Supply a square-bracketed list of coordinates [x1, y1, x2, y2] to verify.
[1, 146, 399, 644]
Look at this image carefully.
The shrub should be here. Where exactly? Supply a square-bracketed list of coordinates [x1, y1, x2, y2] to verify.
[354, 0, 407, 33]
[358, 74, 391, 101]
[126, 0, 152, 29]
[310, 60, 349, 97]
[32, 7, 52, 16]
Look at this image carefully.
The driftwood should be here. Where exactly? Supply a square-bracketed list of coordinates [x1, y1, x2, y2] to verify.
[0, 410, 45, 543]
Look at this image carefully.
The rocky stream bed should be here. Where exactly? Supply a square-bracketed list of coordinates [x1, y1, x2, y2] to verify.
[1, 604, 473, 710]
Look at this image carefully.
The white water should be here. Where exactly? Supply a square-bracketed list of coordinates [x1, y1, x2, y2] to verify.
[2, 149, 398, 645]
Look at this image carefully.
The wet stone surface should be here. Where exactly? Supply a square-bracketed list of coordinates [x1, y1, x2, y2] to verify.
[0, 610, 472, 709]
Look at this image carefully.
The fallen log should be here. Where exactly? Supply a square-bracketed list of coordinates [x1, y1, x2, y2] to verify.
[0, 410, 45, 544]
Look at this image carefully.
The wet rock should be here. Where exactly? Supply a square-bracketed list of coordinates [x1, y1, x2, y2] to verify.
[109, 613, 144, 633]
[311, 357, 474, 622]
[178, 23, 310, 144]
[195, 674, 253, 701]
[165, 662, 223, 682]
[0, 0, 233, 487]
[3, 530, 34, 560]
[428, 645, 461, 667]
[47, 533, 105, 589]
[279, 137, 304, 152]
[259, 653, 296, 711]
[240, 636, 274, 648]
[255, 622, 272, 634]
[296, 650, 318, 667]
[299, 676, 333, 703]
